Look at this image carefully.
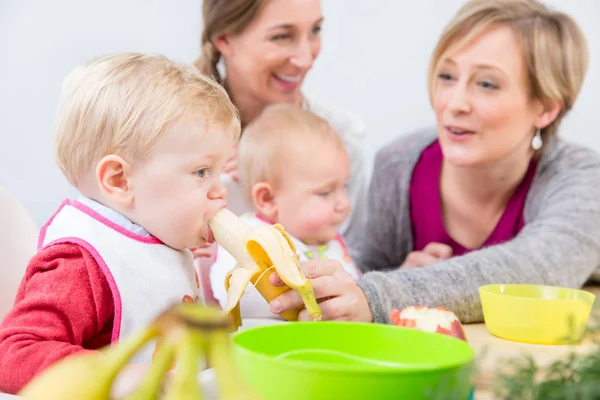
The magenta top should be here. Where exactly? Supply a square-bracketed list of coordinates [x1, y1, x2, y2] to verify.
[409, 140, 537, 257]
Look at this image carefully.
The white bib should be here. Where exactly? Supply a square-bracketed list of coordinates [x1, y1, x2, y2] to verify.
[39, 199, 200, 363]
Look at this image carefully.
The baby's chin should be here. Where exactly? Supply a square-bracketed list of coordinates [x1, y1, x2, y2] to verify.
[159, 236, 206, 251]
[299, 231, 338, 245]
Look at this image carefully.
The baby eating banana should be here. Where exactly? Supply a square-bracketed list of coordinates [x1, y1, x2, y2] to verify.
[208, 104, 359, 323]
[208, 208, 323, 329]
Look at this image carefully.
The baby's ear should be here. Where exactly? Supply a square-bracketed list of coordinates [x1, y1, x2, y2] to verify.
[96, 155, 134, 207]
[252, 182, 277, 220]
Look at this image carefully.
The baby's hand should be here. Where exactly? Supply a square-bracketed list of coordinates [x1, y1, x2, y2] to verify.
[190, 243, 215, 259]
[401, 242, 452, 268]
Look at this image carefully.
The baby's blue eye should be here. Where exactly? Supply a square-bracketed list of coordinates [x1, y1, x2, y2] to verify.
[195, 168, 208, 178]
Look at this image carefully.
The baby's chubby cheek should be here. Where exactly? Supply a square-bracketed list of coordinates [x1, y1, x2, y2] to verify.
[301, 218, 337, 241]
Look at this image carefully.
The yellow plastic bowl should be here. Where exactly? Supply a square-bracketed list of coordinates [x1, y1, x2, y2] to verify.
[479, 284, 595, 344]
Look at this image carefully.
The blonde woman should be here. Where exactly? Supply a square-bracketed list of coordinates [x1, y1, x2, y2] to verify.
[193, 0, 367, 257]
[270, 0, 600, 324]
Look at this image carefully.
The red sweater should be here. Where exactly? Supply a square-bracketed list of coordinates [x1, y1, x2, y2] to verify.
[0, 243, 114, 394]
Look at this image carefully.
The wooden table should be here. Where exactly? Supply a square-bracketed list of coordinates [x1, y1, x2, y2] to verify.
[465, 286, 600, 399]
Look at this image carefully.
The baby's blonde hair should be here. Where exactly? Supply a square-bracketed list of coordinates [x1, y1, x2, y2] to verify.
[428, 0, 589, 139]
[238, 104, 346, 202]
[54, 52, 240, 187]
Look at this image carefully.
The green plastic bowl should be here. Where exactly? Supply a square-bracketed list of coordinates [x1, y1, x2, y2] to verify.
[232, 321, 475, 400]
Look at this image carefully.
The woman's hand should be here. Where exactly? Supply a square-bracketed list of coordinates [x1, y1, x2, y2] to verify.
[222, 145, 239, 182]
[268, 260, 374, 322]
[401, 242, 452, 268]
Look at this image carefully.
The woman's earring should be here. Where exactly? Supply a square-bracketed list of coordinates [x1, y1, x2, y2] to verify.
[532, 129, 543, 151]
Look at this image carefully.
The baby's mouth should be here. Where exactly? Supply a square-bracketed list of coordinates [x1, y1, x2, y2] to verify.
[205, 228, 215, 244]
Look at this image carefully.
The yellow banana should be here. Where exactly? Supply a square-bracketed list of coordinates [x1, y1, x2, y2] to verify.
[163, 331, 203, 400]
[19, 324, 159, 400]
[123, 334, 175, 399]
[208, 208, 322, 324]
[18, 303, 258, 400]
[169, 303, 259, 399]
[206, 328, 260, 400]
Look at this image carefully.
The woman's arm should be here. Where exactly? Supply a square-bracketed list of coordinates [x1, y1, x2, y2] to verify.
[354, 131, 435, 272]
[358, 143, 600, 324]
[353, 149, 401, 271]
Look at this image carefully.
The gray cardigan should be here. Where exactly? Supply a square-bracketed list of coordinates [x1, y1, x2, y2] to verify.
[356, 128, 600, 324]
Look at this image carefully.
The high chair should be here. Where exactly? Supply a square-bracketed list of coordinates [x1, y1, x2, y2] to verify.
[0, 187, 38, 321]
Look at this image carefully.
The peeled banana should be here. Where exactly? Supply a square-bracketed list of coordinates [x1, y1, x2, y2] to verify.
[18, 303, 258, 400]
[208, 208, 322, 326]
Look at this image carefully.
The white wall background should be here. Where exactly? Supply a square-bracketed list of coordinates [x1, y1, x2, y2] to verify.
[1, 0, 599, 225]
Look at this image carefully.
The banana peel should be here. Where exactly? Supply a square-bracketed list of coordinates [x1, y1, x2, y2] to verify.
[209, 208, 322, 327]
[19, 303, 258, 400]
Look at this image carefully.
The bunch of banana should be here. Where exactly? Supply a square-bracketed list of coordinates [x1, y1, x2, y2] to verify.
[208, 208, 322, 328]
[18, 303, 259, 400]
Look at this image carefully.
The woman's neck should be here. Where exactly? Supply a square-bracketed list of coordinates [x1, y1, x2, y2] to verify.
[224, 75, 303, 126]
[441, 147, 534, 211]
[223, 79, 265, 126]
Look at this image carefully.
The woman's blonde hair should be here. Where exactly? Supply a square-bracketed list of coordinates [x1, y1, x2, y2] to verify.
[55, 52, 240, 188]
[194, 0, 265, 83]
[428, 0, 589, 138]
[238, 103, 346, 203]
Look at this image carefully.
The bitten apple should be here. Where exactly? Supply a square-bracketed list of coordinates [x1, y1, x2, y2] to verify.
[390, 306, 467, 341]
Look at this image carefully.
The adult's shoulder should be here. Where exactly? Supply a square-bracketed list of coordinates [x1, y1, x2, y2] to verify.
[538, 136, 600, 177]
[302, 94, 365, 143]
[373, 126, 438, 174]
[526, 136, 600, 222]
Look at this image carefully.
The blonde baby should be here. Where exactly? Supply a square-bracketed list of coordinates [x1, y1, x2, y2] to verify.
[210, 104, 360, 319]
[0, 52, 239, 394]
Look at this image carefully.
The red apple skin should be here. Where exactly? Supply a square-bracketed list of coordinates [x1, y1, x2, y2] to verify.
[390, 306, 468, 342]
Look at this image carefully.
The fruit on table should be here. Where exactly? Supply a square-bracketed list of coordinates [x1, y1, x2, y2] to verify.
[391, 306, 467, 342]
[18, 303, 259, 400]
[208, 208, 322, 328]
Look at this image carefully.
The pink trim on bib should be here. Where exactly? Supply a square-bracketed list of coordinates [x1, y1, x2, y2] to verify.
[70, 200, 162, 244]
[39, 199, 162, 249]
[42, 237, 123, 343]
[38, 201, 67, 251]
